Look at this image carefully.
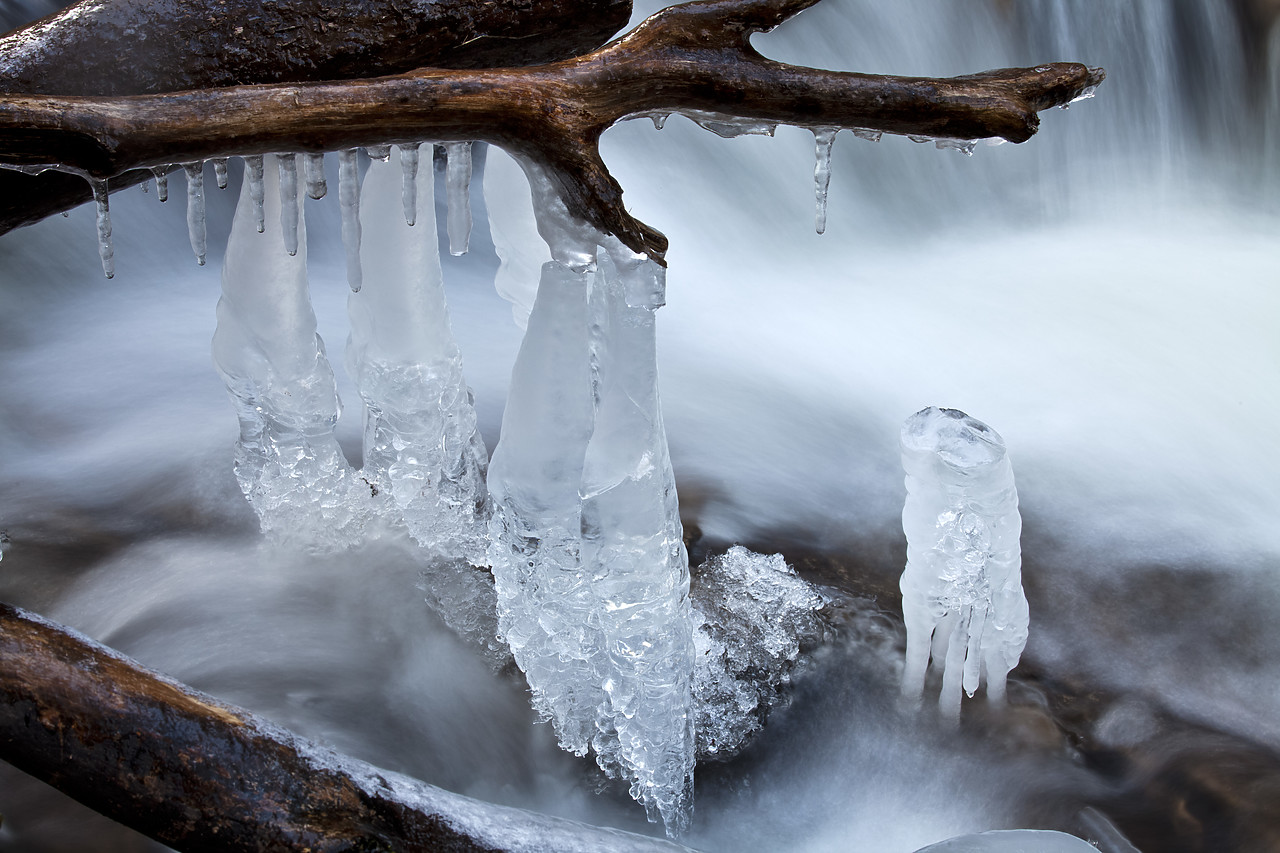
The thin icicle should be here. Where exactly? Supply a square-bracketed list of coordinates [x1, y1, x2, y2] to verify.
[443, 141, 472, 256]
[140, 180, 148, 194]
[364, 144, 391, 162]
[338, 149, 363, 292]
[812, 127, 837, 235]
[89, 179, 114, 279]
[399, 143, 421, 226]
[304, 153, 327, 199]
[213, 158, 230, 189]
[183, 162, 207, 266]
[278, 154, 300, 256]
[244, 155, 266, 233]
[151, 167, 169, 202]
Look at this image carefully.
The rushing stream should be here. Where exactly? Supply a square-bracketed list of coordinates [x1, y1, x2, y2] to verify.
[2, 0, 1279, 851]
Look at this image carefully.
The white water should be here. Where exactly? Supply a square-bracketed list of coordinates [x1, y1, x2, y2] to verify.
[2, 0, 1280, 850]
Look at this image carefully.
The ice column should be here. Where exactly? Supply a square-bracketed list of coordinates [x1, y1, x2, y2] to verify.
[486, 181, 695, 833]
[899, 407, 1028, 720]
[211, 154, 371, 551]
[346, 152, 491, 569]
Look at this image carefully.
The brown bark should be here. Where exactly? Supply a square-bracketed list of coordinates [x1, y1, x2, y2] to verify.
[0, 0, 632, 233]
[0, 0, 1105, 260]
[0, 601, 690, 853]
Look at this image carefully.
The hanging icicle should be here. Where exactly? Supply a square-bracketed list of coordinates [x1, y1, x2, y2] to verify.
[812, 127, 837, 235]
[89, 178, 114, 279]
[213, 158, 230, 189]
[303, 153, 327, 200]
[399, 143, 421, 227]
[443, 141, 472, 256]
[151, 166, 169, 203]
[338, 149, 362, 293]
[183, 161, 207, 265]
[364, 144, 391, 162]
[244, 155, 266, 233]
[278, 153, 300, 256]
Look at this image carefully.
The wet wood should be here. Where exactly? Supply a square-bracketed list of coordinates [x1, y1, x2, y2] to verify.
[0, 0, 1105, 261]
[0, 0, 632, 232]
[0, 601, 690, 853]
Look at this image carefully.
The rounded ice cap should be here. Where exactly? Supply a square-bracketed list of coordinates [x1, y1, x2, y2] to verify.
[900, 407, 1006, 472]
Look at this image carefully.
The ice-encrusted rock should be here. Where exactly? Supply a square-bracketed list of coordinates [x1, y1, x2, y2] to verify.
[690, 546, 827, 760]
[487, 221, 695, 833]
[211, 154, 372, 551]
[899, 407, 1028, 719]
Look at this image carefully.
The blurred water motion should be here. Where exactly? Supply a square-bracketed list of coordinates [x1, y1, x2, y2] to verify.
[1, 1, 1280, 851]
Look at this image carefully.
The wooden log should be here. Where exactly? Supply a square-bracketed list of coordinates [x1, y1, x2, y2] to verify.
[0, 0, 632, 233]
[0, 601, 691, 853]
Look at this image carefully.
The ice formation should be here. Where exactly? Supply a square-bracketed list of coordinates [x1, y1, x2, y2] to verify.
[303, 153, 326, 200]
[486, 164, 695, 832]
[443, 142, 473, 256]
[811, 127, 837, 235]
[899, 407, 1028, 720]
[337, 149, 362, 293]
[689, 546, 826, 759]
[211, 153, 372, 551]
[482, 146, 546, 329]
[399, 143, 421, 226]
[89, 179, 113, 278]
[183, 162, 206, 265]
[911, 830, 1098, 852]
[244, 155, 266, 232]
[278, 153, 300, 257]
[213, 157, 230, 190]
[150, 166, 169, 202]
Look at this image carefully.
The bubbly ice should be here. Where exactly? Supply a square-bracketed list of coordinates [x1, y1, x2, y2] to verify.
[278, 153, 300, 257]
[211, 154, 371, 551]
[89, 178, 113, 279]
[812, 127, 837, 235]
[243, 155, 266, 233]
[690, 546, 827, 759]
[899, 407, 1028, 720]
[338, 149, 363, 293]
[443, 142, 473, 256]
[183, 162, 206, 265]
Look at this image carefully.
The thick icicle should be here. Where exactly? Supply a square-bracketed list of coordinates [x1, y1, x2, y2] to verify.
[364, 144, 391, 162]
[150, 167, 169, 202]
[483, 147, 548, 329]
[211, 154, 370, 552]
[89, 178, 113, 279]
[243, 155, 266, 233]
[346, 157, 496, 652]
[812, 127, 837, 235]
[303, 153, 327, 200]
[337, 149, 362, 293]
[212, 158, 230, 189]
[443, 141, 472, 256]
[399, 143, 420, 227]
[898, 407, 1028, 721]
[182, 162, 206, 266]
[278, 154, 300, 256]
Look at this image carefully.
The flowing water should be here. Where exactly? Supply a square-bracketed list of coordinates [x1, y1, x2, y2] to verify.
[2, 1, 1279, 850]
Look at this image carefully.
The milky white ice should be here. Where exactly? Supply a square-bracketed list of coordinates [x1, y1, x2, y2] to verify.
[899, 407, 1027, 719]
[910, 830, 1098, 852]
[486, 158, 695, 835]
[211, 153, 372, 551]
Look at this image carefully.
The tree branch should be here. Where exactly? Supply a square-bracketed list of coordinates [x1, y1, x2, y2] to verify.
[0, 601, 691, 853]
[0, 0, 1104, 260]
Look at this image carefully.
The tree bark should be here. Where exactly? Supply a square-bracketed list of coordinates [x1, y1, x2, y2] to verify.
[0, 0, 632, 233]
[0, 601, 690, 853]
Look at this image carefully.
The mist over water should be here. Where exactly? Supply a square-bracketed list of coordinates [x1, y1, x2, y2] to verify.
[2, 1, 1279, 851]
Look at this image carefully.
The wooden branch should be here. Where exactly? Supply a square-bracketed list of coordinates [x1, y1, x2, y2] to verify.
[0, 601, 691, 853]
[0, 0, 1104, 260]
[0, 0, 632, 233]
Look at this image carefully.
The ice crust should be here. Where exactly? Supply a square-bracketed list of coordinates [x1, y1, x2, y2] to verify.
[899, 407, 1028, 719]
[211, 154, 373, 551]
[689, 546, 827, 759]
[486, 165, 695, 833]
[911, 830, 1098, 852]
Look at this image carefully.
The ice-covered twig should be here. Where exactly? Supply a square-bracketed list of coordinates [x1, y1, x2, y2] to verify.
[0, 0, 1105, 262]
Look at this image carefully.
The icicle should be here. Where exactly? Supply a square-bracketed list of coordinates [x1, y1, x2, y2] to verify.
[399, 143, 420, 226]
[213, 158, 230, 189]
[338, 149, 362, 292]
[651, 113, 669, 130]
[140, 180, 149, 194]
[908, 134, 934, 144]
[183, 162, 207, 266]
[151, 167, 169, 202]
[443, 141, 472, 256]
[812, 127, 837, 236]
[685, 109, 776, 138]
[852, 128, 883, 143]
[303, 153, 327, 199]
[936, 138, 977, 156]
[89, 179, 114, 279]
[244, 155, 266, 233]
[364, 144, 391, 162]
[278, 154, 300, 256]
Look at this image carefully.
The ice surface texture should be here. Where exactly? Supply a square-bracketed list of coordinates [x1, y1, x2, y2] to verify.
[690, 546, 827, 759]
[486, 168, 695, 833]
[911, 829, 1097, 852]
[899, 407, 1028, 719]
[211, 154, 373, 551]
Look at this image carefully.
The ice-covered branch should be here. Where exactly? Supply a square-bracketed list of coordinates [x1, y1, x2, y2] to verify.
[0, 0, 1105, 261]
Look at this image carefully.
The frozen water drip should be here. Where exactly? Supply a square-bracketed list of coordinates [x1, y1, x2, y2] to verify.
[278, 154, 300, 256]
[304, 153, 327, 200]
[244, 155, 266, 233]
[399, 143, 421, 227]
[338, 149, 362, 293]
[443, 142, 472, 256]
[182, 162, 206, 266]
[812, 127, 837, 235]
[90, 178, 113, 278]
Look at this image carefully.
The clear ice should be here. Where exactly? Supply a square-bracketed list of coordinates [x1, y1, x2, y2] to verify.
[899, 407, 1028, 720]
[399, 143, 421, 227]
[682, 109, 777, 138]
[213, 157, 230, 190]
[211, 153, 371, 551]
[812, 127, 837, 235]
[443, 141, 472, 256]
[278, 153, 300, 257]
[303, 153, 327, 200]
[690, 546, 826, 759]
[243, 155, 266, 233]
[486, 177, 695, 832]
[90, 179, 113, 279]
[183, 162, 206, 265]
[151, 166, 169, 202]
[338, 149, 363, 293]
